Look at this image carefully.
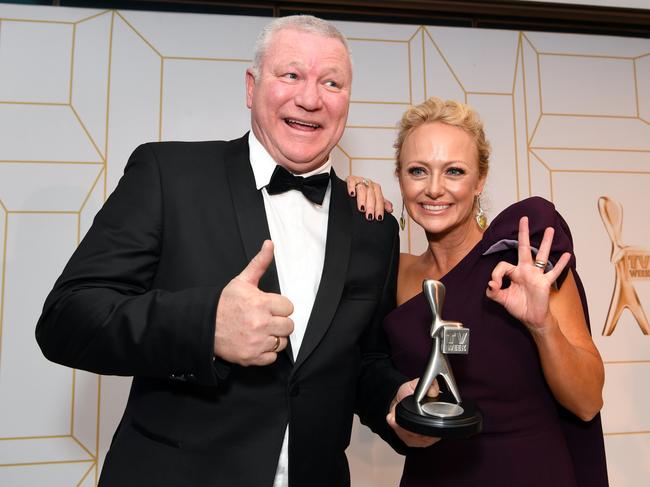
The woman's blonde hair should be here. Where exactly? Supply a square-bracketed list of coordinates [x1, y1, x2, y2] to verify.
[394, 97, 490, 178]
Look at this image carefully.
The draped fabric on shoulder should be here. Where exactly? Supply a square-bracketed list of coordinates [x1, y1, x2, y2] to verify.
[480, 196, 575, 288]
[384, 197, 608, 487]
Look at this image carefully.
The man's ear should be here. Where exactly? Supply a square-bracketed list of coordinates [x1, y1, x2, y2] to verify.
[245, 69, 255, 109]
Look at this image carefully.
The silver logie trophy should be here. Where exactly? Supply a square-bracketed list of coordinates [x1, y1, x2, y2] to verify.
[396, 280, 483, 438]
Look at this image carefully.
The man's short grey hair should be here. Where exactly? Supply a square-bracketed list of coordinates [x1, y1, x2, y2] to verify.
[251, 15, 351, 78]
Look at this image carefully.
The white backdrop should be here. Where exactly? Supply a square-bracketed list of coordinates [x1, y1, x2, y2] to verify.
[0, 4, 648, 486]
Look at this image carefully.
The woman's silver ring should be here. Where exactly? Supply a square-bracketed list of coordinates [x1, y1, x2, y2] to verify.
[272, 336, 281, 352]
[355, 179, 370, 189]
[534, 260, 547, 269]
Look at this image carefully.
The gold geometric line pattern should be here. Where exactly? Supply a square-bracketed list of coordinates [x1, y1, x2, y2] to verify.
[349, 100, 410, 105]
[159, 58, 164, 141]
[633, 59, 640, 118]
[512, 34, 522, 95]
[540, 113, 640, 119]
[407, 35, 413, 105]
[346, 125, 398, 129]
[407, 208, 412, 254]
[521, 33, 539, 54]
[531, 151, 553, 200]
[604, 431, 650, 436]
[604, 360, 650, 364]
[115, 11, 162, 58]
[538, 52, 638, 61]
[423, 26, 465, 95]
[347, 37, 408, 44]
[528, 116, 542, 149]
[0, 161, 104, 165]
[79, 168, 104, 214]
[70, 369, 76, 435]
[0, 435, 71, 441]
[511, 34, 523, 201]
[94, 375, 102, 486]
[104, 11, 115, 201]
[511, 95, 521, 201]
[408, 26, 420, 43]
[163, 56, 251, 62]
[0, 101, 68, 106]
[75, 10, 111, 25]
[421, 27, 427, 100]
[70, 105, 105, 162]
[76, 462, 95, 487]
[0, 459, 94, 468]
[0, 209, 6, 371]
[552, 169, 650, 175]
[350, 156, 395, 161]
[519, 36, 532, 197]
[335, 143, 352, 185]
[69, 24, 76, 105]
[466, 91, 512, 96]
[335, 143, 352, 160]
[536, 49, 543, 125]
[347, 33, 415, 106]
[530, 146, 650, 153]
[7, 210, 78, 215]
[0, 18, 73, 26]
[1, 11, 646, 483]
[71, 434, 96, 460]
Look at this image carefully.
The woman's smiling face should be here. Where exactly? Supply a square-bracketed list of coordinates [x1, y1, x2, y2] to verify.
[398, 121, 486, 238]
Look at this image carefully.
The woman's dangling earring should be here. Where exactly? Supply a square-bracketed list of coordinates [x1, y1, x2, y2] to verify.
[475, 194, 487, 230]
[399, 200, 406, 231]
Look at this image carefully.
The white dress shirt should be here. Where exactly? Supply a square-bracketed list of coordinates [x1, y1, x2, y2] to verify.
[248, 132, 331, 487]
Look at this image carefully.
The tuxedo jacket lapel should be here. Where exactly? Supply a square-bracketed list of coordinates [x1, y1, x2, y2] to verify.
[224, 136, 295, 362]
[224, 135, 281, 296]
[293, 173, 351, 372]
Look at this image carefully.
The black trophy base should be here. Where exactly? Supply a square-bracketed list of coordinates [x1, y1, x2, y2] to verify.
[396, 393, 483, 439]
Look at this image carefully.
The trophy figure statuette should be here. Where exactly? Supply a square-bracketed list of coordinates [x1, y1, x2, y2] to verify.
[396, 279, 483, 438]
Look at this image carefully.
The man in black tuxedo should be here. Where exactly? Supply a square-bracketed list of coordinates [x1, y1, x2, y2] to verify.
[36, 15, 435, 487]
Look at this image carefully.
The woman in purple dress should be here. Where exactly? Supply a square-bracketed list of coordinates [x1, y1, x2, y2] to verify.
[350, 97, 608, 486]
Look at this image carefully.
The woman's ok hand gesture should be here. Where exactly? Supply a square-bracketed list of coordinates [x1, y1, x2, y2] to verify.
[486, 216, 572, 333]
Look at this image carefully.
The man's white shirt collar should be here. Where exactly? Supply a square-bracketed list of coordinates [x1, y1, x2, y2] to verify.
[248, 131, 332, 190]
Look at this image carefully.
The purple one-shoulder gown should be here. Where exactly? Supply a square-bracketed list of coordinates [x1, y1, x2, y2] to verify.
[384, 197, 608, 487]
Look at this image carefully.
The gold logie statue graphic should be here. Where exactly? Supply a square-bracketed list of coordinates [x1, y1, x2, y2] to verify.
[598, 196, 650, 336]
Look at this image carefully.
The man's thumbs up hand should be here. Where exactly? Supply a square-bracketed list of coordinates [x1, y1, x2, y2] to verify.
[214, 240, 294, 366]
[238, 240, 275, 286]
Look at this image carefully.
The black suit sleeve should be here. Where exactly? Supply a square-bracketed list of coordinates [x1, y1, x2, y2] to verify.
[355, 220, 410, 453]
[35, 144, 224, 387]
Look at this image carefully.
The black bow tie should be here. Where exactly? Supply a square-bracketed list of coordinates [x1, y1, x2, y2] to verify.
[266, 165, 330, 205]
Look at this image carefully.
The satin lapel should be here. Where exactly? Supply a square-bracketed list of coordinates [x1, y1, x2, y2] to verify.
[293, 172, 351, 372]
[224, 135, 281, 297]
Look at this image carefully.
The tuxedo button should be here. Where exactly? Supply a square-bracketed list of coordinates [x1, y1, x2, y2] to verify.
[290, 385, 300, 397]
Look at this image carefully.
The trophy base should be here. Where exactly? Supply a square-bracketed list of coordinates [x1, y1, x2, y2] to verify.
[396, 393, 482, 439]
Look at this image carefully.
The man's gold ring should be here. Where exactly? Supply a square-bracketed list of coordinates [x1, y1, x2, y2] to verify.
[534, 260, 547, 269]
[272, 335, 281, 352]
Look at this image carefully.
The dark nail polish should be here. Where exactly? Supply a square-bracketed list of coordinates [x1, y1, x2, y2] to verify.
[377, 215, 383, 221]
[350, 191, 355, 197]
[367, 214, 374, 221]
[360, 205, 365, 212]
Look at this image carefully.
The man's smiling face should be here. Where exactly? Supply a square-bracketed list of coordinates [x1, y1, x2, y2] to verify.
[246, 28, 351, 174]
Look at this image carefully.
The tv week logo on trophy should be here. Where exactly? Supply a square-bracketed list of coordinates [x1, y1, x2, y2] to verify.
[598, 196, 650, 336]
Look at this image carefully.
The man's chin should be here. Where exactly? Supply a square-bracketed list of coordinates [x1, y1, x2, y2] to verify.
[279, 153, 329, 174]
